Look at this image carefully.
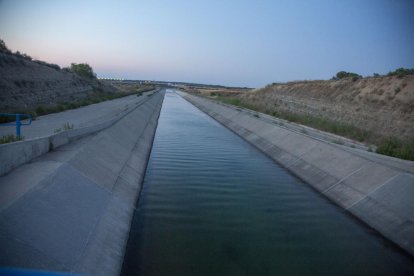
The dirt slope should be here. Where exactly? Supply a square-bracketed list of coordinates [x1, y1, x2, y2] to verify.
[0, 52, 117, 112]
[208, 76, 413, 142]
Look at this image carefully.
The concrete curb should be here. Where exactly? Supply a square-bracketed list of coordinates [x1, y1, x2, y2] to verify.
[0, 89, 160, 176]
[181, 91, 414, 256]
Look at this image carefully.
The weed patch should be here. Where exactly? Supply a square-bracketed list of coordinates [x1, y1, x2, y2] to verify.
[63, 122, 74, 131]
[332, 139, 345, 145]
[0, 134, 24, 144]
[376, 138, 414, 161]
[265, 109, 369, 143]
[54, 122, 73, 133]
[215, 95, 257, 110]
[212, 94, 414, 161]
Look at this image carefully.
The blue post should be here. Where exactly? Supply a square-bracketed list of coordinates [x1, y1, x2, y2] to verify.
[0, 113, 31, 138]
[16, 114, 21, 138]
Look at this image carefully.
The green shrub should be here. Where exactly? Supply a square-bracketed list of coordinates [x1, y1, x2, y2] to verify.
[376, 138, 414, 161]
[387, 68, 414, 78]
[69, 63, 96, 79]
[335, 71, 362, 80]
[56, 105, 64, 112]
[36, 106, 47, 115]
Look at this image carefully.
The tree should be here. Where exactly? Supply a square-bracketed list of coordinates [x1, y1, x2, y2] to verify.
[335, 71, 362, 80]
[70, 63, 96, 79]
[387, 68, 414, 78]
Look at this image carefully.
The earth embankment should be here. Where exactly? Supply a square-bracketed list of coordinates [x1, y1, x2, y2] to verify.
[191, 76, 414, 143]
[0, 52, 116, 112]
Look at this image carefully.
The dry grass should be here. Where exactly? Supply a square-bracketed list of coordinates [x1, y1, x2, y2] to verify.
[188, 75, 414, 161]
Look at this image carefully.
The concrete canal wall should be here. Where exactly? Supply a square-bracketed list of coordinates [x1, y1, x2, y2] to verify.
[0, 89, 160, 177]
[181, 91, 414, 257]
[0, 90, 165, 274]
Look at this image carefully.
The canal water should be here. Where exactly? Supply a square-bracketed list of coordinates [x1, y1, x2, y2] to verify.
[122, 90, 413, 275]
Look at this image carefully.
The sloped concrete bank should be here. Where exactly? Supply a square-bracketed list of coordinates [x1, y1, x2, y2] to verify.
[0, 89, 160, 177]
[180, 91, 414, 256]
[0, 90, 165, 274]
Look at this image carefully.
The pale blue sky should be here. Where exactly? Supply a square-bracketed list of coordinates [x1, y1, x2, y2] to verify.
[1, 0, 413, 87]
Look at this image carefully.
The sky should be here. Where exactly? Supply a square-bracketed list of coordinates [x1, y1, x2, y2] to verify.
[0, 0, 413, 87]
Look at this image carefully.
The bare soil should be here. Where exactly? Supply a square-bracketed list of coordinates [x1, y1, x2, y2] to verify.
[185, 76, 414, 143]
[0, 52, 117, 112]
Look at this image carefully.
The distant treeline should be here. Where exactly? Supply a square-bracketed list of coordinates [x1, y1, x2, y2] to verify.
[332, 68, 414, 81]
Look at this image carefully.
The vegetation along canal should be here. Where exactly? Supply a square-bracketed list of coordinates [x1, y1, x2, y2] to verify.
[122, 90, 413, 275]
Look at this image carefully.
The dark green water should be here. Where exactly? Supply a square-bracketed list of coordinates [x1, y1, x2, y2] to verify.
[122, 90, 413, 275]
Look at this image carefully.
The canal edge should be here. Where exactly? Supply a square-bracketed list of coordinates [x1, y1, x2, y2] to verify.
[179, 90, 414, 257]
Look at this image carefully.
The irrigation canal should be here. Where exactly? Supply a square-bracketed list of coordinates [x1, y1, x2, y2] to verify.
[121, 90, 413, 275]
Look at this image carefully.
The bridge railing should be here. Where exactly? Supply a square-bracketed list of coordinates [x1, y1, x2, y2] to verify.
[0, 113, 32, 138]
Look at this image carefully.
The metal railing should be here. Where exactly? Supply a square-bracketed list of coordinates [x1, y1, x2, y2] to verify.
[0, 113, 32, 137]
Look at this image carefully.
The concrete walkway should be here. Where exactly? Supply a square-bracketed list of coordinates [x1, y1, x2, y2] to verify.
[0, 91, 153, 139]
